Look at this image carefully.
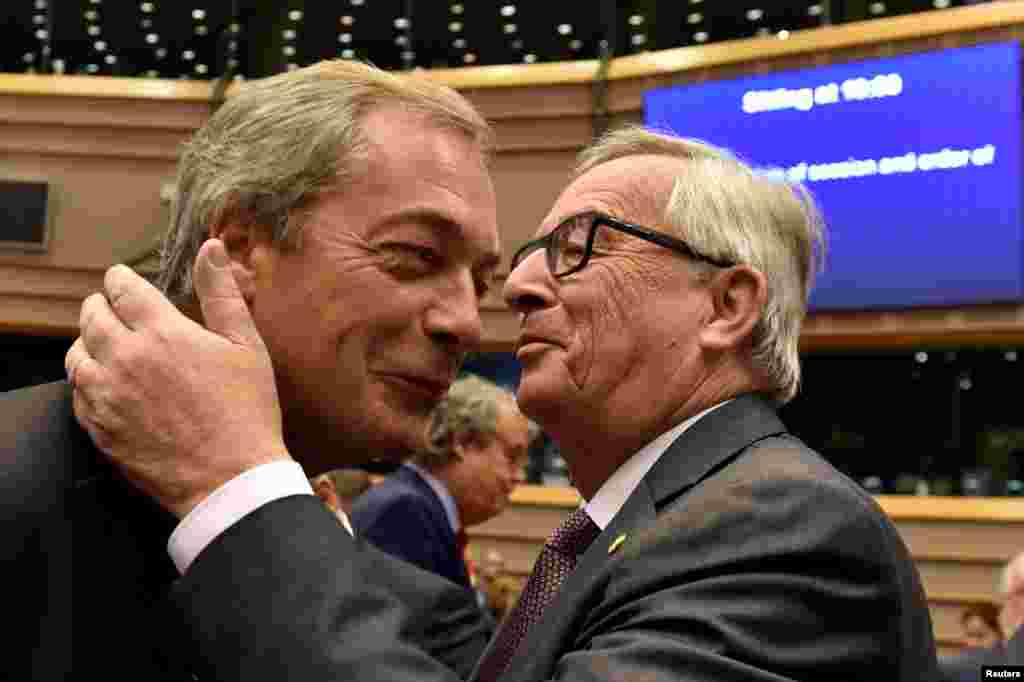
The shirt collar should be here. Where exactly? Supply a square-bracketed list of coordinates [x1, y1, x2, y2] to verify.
[404, 462, 461, 533]
[584, 399, 732, 530]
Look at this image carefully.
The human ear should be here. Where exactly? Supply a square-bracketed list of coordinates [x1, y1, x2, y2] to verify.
[208, 218, 274, 305]
[698, 265, 768, 351]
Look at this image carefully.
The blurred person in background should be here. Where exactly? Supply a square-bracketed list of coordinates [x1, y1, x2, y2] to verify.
[352, 374, 532, 590]
[960, 603, 1003, 650]
[939, 551, 1024, 681]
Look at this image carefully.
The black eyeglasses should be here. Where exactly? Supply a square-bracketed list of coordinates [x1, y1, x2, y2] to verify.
[510, 211, 735, 278]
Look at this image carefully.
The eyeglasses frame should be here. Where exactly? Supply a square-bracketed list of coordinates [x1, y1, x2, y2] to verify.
[510, 211, 735, 278]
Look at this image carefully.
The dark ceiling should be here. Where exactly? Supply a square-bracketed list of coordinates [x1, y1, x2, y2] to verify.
[1, 0, 987, 79]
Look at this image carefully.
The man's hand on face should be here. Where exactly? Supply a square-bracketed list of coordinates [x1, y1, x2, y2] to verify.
[66, 239, 290, 518]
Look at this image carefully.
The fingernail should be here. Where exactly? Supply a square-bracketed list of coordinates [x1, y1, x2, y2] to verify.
[207, 240, 230, 267]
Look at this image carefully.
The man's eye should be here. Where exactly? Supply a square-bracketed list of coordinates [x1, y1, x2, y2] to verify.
[386, 244, 442, 270]
[564, 240, 587, 255]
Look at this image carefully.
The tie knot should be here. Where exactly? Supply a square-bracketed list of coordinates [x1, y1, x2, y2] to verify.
[548, 507, 600, 557]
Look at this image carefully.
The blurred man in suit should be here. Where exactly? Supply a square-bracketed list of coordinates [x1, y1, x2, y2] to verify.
[69, 128, 939, 680]
[353, 374, 531, 588]
[4, 58, 501, 681]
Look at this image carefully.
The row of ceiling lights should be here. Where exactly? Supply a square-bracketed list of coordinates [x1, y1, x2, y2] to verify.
[18, 0, 964, 75]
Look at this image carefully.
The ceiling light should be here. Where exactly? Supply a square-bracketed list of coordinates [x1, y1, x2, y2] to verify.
[394, 17, 410, 29]
[449, 21, 463, 32]
[500, 5, 516, 17]
[504, 24, 517, 34]
[338, 33, 352, 43]
[687, 13, 702, 24]
[452, 37, 467, 48]
[341, 49, 355, 59]
[145, 33, 158, 44]
[631, 34, 646, 46]
[693, 31, 708, 43]
[628, 14, 644, 26]
[283, 29, 296, 40]
[869, 2, 886, 14]
[140, 2, 154, 13]
[451, 3, 464, 14]
[808, 4, 823, 16]
[340, 15, 354, 25]
[192, 9, 205, 20]
[569, 39, 582, 50]
[746, 8, 763, 21]
[523, 53, 537, 63]
[463, 52, 477, 63]
[557, 24, 572, 35]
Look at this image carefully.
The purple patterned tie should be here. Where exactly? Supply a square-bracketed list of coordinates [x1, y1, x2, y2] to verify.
[475, 507, 601, 682]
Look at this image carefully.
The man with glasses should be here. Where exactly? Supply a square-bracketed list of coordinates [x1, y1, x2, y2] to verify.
[68, 127, 937, 680]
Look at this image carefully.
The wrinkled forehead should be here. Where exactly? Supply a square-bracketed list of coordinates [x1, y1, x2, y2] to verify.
[538, 155, 683, 238]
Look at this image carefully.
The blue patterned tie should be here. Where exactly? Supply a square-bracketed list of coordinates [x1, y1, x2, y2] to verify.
[475, 507, 600, 682]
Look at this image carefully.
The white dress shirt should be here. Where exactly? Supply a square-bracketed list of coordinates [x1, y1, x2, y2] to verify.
[585, 400, 731, 530]
[167, 459, 350, 574]
[168, 400, 731, 574]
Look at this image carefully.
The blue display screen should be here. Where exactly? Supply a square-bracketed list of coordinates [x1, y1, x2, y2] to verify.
[643, 42, 1023, 311]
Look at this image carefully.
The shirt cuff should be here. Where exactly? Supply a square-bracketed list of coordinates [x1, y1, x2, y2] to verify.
[167, 460, 316, 575]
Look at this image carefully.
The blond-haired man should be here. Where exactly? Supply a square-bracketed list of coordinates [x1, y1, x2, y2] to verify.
[3, 59, 500, 681]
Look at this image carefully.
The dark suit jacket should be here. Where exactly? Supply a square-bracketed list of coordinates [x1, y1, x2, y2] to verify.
[1, 381, 189, 681]
[0, 382, 492, 681]
[352, 465, 471, 588]
[174, 393, 939, 681]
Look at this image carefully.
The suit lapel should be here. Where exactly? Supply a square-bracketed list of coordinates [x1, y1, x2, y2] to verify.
[484, 394, 788, 682]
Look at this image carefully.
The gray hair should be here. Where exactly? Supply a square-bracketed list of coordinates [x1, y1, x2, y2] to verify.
[417, 374, 528, 470]
[157, 59, 493, 305]
[575, 127, 825, 405]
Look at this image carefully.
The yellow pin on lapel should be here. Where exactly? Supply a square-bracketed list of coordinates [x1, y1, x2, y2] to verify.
[608, 533, 627, 555]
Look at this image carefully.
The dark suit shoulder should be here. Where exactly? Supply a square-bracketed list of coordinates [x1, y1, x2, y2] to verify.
[598, 436, 937, 681]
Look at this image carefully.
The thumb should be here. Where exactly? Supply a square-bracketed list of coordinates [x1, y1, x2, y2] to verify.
[193, 239, 264, 348]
